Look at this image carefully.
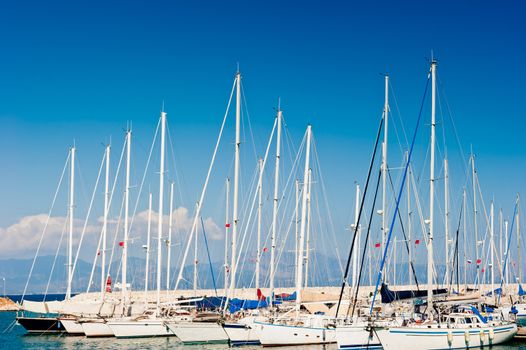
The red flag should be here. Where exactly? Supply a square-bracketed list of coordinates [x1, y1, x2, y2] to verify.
[375, 242, 381, 248]
[263, 247, 268, 253]
[119, 241, 124, 247]
[467, 259, 473, 264]
[482, 268, 486, 273]
[476, 259, 482, 265]
[257, 288, 266, 301]
[225, 223, 231, 228]
[97, 251, 101, 256]
[415, 239, 420, 245]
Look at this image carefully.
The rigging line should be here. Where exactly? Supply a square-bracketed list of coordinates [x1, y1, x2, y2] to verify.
[200, 216, 218, 296]
[335, 112, 385, 318]
[22, 150, 70, 302]
[311, 136, 344, 274]
[87, 134, 126, 294]
[44, 212, 69, 300]
[370, 70, 431, 315]
[166, 122, 189, 205]
[349, 168, 382, 319]
[240, 80, 259, 164]
[174, 77, 236, 291]
[70, 149, 106, 287]
[498, 196, 519, 304]
[387, 167, 420, 288]
[128, 118, 161, 234]
[450, 196, 464, 291]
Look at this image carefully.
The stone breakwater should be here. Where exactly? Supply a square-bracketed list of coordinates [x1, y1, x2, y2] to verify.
[0, 297, 19, 311]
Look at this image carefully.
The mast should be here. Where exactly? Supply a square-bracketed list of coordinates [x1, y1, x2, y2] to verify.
[444, 158, 450, 286]
[505, 220, 509, 286]
[228, 71, 241, 299]
[352, 184, 360, 290]
[490, 201, 495, 300]
[381, 74, 389, 260]
[166, 182, 174, 289]
[517, 197, 521, 284]
[427, 59, 437, 317]
[224, 178, 230, 292]
[500, 208, 503, 286]
[256, 158, 263, 290]
[406, 152, 412, 286]
[101, 145, 110, 296]
[145, 193, 152, 297]
[463, 188, 467, 289]
[471, 154, 480, 286]
[66, 146, 75, 301]
[270, 106, 282, 306]
[295, 124, 312, 312]
[294, 179, 299, 289]
[156, 111, 166, 314]
[193, 201, 199, 295]
[304, 168, 312, 288]
[122, 129, 131, 308]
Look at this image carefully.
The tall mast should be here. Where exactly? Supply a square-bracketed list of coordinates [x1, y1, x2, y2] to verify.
[193, 202, 199, 295]
[427, 60, 437, 317]
[122, 129, 131, 308]
[294, 179, 299, 288]
[500, 208, 503, 285]
[463, 188, 467, 289]
[406, 152, 412, 286]
[304, 168, 312, 288]
[517, 197, 521, 284]
[256, 158, 263, 290]
[228, 71, 241, 298]
[270, 106, 282, 306]
[381, 74, 389, 259]
[66, 146, 75, 301]
[444, 158, 450, 286]
[505, 220, 509, 286]
[166, 182, 174, 289]
[145, 193, 152, 297]
[224, 178, 230, 292]
[490, 201, 495, 300]
[352, 184, 360, 290]
[471, 154, 480, 286]
[295, 124, 312, 312]
[156, 111, 166, 314]
[101, 145, 110, 297]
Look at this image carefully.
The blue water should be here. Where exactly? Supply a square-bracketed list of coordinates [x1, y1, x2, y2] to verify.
[1, 308, 526, 349]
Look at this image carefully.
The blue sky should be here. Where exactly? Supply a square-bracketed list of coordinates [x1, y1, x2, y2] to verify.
[0, 0, 525, 282]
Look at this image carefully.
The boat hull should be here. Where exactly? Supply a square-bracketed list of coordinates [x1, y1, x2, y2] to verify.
[80, 319, 114, 337]
[166, 322, 229, 344]
[375, 324, 517, 350]
[336, 324, 382, 350]
[59, 318, 85, 335]
[16, 316, 65, 334]
[223, 322, 262, 346]
[107, 319, 173, 338]
[258, 322, 336, 346]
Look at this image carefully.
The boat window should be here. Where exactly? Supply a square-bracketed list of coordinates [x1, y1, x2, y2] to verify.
[465, 318, 472, 324]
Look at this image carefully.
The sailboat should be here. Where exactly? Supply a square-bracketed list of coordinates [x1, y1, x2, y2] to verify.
[17, 146, 77, 335]
[373, 59, 517, 349]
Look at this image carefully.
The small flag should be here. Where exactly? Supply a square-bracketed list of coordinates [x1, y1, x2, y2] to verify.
[97, 251, 101, 256]
[476, 259, 482, 265]
[263, 247, 268, 253]
[225, 223, 231, 228]
[415, 239, 420, 245]
[467, 259, 473, 264]
[482, 268, 486, 273]
[375, 242, 381, 248]
[119, 241, 124, 247]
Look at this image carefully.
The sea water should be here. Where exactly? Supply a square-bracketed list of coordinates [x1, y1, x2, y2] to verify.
[1, 312, 526, 349]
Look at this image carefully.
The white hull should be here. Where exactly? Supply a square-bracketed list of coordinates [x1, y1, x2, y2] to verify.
[80, 319, 114, 337]
[375, 323, 517, 350]
[107, 319, 173, 338]
[224, 322, 262, 346]
[166, 322, 229, 344]
[258, 322, 336, 346]
[336, 324, 382, 350]
[59, 318, 85, 335]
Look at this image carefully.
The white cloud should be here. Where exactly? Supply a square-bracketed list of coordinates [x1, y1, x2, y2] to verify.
[0, 206, 223, 259]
